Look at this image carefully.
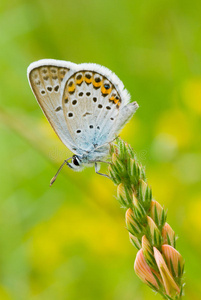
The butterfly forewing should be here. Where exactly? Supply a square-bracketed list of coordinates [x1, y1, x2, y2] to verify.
[28, 62, 79, 153]
[62, 70, 122, 151]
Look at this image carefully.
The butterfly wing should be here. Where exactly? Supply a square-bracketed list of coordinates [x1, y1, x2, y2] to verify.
[102, 101, 139, 144]
[27, 59, 81, 154]
[60, 64, 138, 153]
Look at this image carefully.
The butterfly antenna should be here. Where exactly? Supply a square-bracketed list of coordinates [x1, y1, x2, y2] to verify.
[50, 157, 73, 187]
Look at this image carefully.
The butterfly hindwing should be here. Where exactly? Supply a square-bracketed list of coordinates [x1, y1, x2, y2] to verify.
[61, 68, 127, 152]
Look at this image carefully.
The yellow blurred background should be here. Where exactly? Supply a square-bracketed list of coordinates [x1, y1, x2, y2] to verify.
[0, 0, 201, 299]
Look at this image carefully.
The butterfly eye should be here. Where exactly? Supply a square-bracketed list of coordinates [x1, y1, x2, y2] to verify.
[73, 156, 80, 166]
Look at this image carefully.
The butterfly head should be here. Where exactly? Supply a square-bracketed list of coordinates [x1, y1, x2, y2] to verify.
[67, 155, 84, 171]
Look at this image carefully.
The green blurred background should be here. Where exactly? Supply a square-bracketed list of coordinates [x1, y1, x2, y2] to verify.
[0, 0, 201, 299]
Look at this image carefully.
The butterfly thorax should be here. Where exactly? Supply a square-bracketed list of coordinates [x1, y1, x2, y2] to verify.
[68, 145, 109, 171]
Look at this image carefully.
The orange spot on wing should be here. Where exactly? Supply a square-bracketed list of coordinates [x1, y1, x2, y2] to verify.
[92, 78, 102, 88]
[84, 76, 92, 84]
[109, 94, 121, 107]
[101, 85, 112, 95]
[109, 95, 115, 101]
[76, 77, 83, 85]
[68, 84, 75, 93]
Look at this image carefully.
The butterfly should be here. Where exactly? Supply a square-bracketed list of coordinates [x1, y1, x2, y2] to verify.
[27, 59, 139, 185]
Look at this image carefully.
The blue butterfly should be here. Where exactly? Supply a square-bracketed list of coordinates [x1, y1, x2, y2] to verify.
[27, 59, 139, 185]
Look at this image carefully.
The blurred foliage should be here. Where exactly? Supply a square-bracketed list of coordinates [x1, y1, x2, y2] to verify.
[0, 0, 201, 299]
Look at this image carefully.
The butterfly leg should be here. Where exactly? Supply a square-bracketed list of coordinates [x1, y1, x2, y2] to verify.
[95, 162, 110, 179]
